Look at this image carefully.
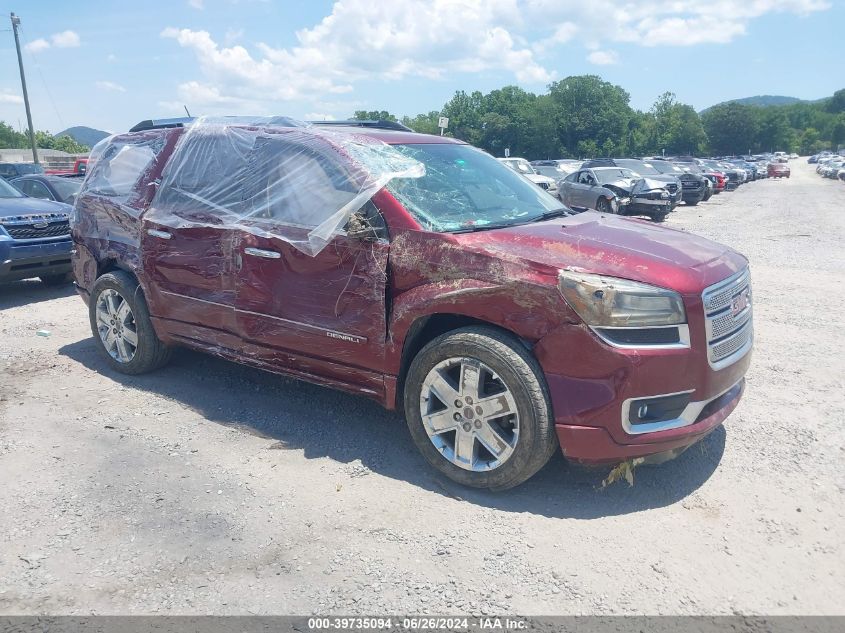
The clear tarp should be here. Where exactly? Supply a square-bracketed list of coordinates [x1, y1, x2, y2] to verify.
[74, 116, 425, 255]
[146, 116, 425, 255]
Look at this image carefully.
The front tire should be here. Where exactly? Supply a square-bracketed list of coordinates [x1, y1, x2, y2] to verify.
[595, 197, 613, 214]
[650, 212, 668, 222]
[89, 271, 171, 375]
[403, 327, 557, 490]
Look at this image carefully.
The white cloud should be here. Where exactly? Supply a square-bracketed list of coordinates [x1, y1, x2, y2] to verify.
[24, 30, 80, 53]
[224, 28, 244, 45]
[587, 49, 618, 65]
[0, 91, 24, 105]
[107, 53, 117, 62]
[24, 38, 50, 53]
[159, 0, 830, 109]
[51, 30, 80, 48]
[188, 0, 204, 8]
[96, 81, 127, 93]
[524, 0, 830, 48]
[161, 0, 552, 106]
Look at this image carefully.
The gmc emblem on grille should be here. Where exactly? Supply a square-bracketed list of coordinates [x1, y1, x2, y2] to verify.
[731, 289, 750, 317]
[31, 221, 49, 229]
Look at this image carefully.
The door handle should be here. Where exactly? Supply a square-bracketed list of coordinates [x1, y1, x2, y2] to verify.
[147, 229, 172, 240]
[244, 247, 281, 259]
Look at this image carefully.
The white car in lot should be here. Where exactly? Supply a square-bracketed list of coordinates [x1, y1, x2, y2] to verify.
[498, 157, 558, 197]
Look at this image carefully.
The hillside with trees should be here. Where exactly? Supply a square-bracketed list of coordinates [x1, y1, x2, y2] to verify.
[353, 78, 844, 159]
[0, 122, 90, 154]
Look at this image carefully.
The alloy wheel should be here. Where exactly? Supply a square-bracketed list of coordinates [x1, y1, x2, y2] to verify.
[419, 357, 520, 472]
[95, 288, 138, 363]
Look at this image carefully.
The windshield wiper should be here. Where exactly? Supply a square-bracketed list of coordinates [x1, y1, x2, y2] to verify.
[450, 221, 521, 233]
[529, 208, 571, 223]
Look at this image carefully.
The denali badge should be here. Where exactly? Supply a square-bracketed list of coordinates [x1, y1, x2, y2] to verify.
[326, 331, 364, 344]
[731, 289, 750, 317]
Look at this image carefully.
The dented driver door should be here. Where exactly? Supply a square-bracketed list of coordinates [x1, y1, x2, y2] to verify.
[230, 130, 391, 397]
[234, 225, 390, 398]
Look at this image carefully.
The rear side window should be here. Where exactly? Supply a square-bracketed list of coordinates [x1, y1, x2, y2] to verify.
[81, 135, 167, 210]
[147, 118, 422, 256]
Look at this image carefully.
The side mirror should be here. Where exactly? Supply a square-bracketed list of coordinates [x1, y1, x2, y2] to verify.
[346, 211, 380, 242]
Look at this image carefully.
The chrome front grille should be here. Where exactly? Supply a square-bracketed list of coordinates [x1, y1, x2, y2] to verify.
[702, 268, 753, 369]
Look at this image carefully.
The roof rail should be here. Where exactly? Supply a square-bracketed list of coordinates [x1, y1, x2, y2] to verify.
[310, 119, 414, 132]
[129, 117, 195, 132]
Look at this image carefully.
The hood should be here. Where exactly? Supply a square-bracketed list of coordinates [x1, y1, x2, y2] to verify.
[0, 196, 72, 219]
[455, 211, 747, 294]
[630, 177, 669, 194]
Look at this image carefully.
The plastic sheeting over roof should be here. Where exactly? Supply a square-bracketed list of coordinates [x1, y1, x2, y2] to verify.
[147, 117, 424, 255]
[75, 116, 425, 256]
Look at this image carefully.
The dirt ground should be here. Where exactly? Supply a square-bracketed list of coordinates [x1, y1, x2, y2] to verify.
[1, 160, 843, 616]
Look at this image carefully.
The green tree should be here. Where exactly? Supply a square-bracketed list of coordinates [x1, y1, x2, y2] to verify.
[548, 75, 633, 157]
[831, 115, 845, 149]
[702, 103, 759, 155]
[756, 108, 793, 153]
[440, 90, 485, 146]
[401, 111, 442, 135]
[0, 121, 28, 149]
[827, 88, 845, 114]
[798, 127, 821, 154]
[352, 110, 397, 122]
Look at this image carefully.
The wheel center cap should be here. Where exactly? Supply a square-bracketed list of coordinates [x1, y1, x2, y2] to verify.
[463, 407, 474, 419]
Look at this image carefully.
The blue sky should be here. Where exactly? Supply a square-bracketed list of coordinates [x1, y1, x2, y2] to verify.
[0, 0, 842, 135]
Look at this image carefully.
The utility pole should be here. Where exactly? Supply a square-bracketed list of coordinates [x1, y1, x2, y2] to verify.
[10, 12, 39, 164]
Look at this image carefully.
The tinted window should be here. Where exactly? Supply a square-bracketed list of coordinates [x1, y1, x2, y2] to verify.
[0, 177, 25, 198]
[616, 159, 660, 175]
[26, 180, 54, 200]
[49, 178, 82, 203]
[595, 168, 635, 184]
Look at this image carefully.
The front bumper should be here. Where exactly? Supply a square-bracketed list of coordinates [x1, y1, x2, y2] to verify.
[0, 237, 73, 283]
[533, 282, 752, 465]
[623, 198, 672, 216]
[555, 379, 743, 463]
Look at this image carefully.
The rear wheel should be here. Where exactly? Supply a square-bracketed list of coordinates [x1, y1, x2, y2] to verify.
[686, 199, 699, 206]
[404, 327, 557, 490]
[595, 197, 613, 214]
[89, 271, 171, 375]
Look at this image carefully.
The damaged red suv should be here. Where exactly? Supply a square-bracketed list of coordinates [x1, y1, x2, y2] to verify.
[71, 117, 752, 490]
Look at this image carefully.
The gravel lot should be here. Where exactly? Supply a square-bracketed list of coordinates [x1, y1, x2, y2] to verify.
[1, 160, 843, 616]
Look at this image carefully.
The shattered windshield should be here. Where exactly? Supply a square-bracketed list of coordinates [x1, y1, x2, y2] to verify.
[388, 144, 561, 232]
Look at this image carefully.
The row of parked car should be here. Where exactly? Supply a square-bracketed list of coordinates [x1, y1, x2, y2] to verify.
[499, 153, 791, 222]
[809, 152, 845, 182]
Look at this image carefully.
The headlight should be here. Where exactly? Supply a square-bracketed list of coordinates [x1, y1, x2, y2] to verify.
[660, 191, 669, 199]
[558, 270, 686, 327]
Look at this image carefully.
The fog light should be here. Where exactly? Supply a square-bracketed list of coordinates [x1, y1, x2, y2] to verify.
[627, 392, 692, 427]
